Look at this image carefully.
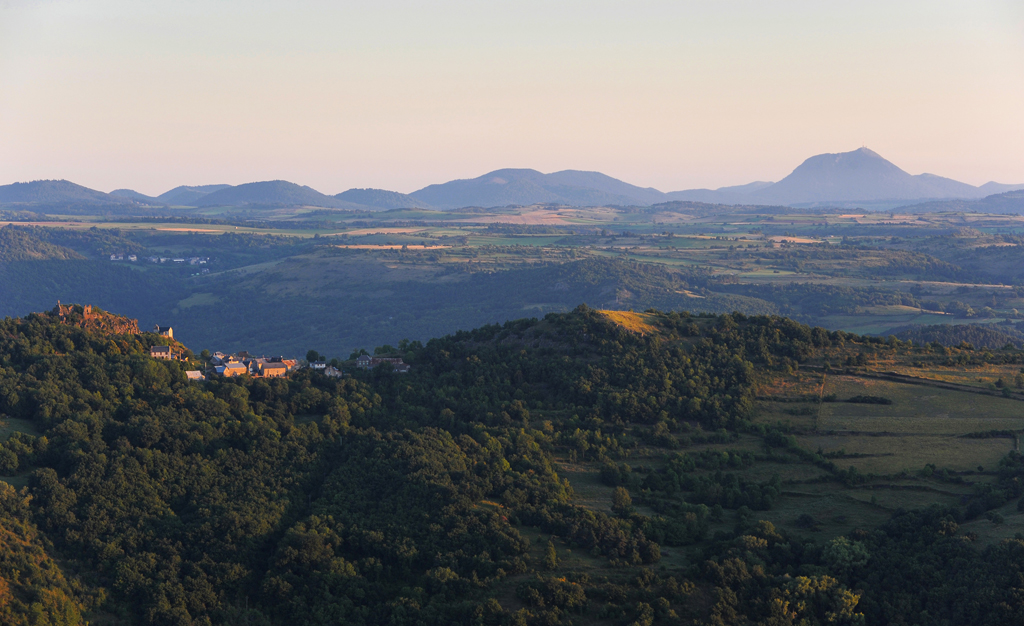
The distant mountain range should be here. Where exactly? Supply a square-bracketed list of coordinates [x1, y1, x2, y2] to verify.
[191, 180, 349, 208]
[111, 185, 237, 206]
[3, 148, 1022, 211]
[0, 180, 135, 206]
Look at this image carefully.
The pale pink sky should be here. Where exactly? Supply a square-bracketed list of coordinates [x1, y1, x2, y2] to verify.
[1, 0, 1022, 195]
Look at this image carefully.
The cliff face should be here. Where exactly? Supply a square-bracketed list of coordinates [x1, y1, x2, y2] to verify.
[51, 302, 140, 335]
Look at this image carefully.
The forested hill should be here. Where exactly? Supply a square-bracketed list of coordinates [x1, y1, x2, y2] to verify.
[4, 306, 1024, 624]
[0, 226, 85, 261]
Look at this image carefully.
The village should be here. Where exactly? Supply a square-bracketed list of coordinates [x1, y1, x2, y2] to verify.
[48, 303, 413, 382]
[109, 254, 210, 265]
[146, 324, 411, 381]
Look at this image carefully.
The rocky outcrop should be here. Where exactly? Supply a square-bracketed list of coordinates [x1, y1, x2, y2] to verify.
[51, 302, 140, 335]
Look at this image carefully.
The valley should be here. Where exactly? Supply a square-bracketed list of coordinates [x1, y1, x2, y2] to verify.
[5, 204, 1024, 358]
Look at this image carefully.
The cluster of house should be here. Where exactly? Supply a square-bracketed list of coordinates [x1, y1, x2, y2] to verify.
[148, 256, 209, 265]
[355, 354, 411, 373]
[209, 352, 300, 378]
[109, 254, 210, 267]
[146, 324, 409, 380]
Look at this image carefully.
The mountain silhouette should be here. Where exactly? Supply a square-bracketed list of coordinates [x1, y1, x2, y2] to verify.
[335, 188, 431, 210]
[194, 181, 348, 208]
[157, 184, 232, 206]
[0, 180, 134, 205]
[110, 189, 162, 204]
[751, 148, 978, 204]
[4, 149, 1022, 210]
[409, 168, 661, 208]
[669, 148, 1024, 207]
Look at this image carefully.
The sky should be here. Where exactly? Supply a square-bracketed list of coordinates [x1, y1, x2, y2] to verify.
[0, 0, 1022, 196]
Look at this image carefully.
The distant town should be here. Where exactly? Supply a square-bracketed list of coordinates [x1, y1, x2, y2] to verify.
[110, 253, 210, 264]
[110, 254, 211, 275]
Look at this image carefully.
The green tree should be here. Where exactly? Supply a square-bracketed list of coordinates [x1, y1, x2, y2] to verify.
[612, 486, 633, 516]
[543, 541, 559, 570]
[822, 536, 870, 575]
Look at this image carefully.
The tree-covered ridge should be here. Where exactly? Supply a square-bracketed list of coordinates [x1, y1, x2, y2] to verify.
[2, 306, 1024, 624]
[0, 226, 84, 262]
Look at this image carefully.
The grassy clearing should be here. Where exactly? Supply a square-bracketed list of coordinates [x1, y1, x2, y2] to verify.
[734, 368, 1024, 542]
[760, 490, 891, 541]
[175, 292, 221, 309]
[0, 472, 31, 489]
[819, 376, 1024, 433]
[796, 434, 1012, 474]
[891, 364, 1024, 390]
[963, 502, 1024, 547]
[729, 461, 833, 484]
[0, 417, 40, 440]
[599, 310, 657, 334]
[557, 461, 616, 515]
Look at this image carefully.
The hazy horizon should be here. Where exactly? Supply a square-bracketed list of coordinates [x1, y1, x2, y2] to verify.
[2, 0, 1022, 196]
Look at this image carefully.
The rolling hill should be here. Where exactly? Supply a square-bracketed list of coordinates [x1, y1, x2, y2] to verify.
[409, 168, 663, 208]
[0, 180, 134, 206]
[334, 188, 432, 210]
[899, 189, 1024, 214]
[109, 189, 162, 204]
[193, 180, 348, 208]
[156, 184, 232, 206]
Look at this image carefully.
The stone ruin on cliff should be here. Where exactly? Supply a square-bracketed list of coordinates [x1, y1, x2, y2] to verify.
[51, 302, 140, 336]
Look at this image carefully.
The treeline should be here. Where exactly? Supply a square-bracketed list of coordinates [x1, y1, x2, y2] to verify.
[722, 282, 924, 318]
[891, 323, 1024, 349]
